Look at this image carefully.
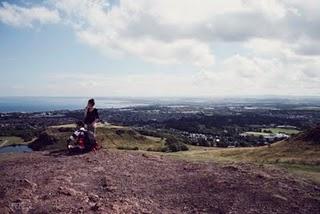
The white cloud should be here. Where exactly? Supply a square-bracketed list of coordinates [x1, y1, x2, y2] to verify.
[53, 0, 218, 68]
[49, 0, 309, 68]
[77, 30, 215, 67]
[199, 51, 320, 96]
[48, 0, 294, 70]
[0, 2, 60, 27]
[1, 0, 320, 96]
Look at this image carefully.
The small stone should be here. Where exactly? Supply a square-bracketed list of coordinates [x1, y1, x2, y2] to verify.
[83, 196, 90, 203]
[273, 194, 288, 201]
[91, 202, 102, 211]
[14, 198, 22, 203]
[223, 165, 238, 171]
[58, 186, 81, 196]
[20, 178, 37, 189]
[105, 185, 117, 192]
[101, 177, 109, 187]
[88, 193, 100, 202]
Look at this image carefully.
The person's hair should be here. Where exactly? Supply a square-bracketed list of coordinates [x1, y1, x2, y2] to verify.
[76, 121, 85, 127]
[88, 98, 95, 106]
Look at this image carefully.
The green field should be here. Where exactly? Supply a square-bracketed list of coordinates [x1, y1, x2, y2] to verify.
[276, 163, 320, 184]
[0, 136, 25, 148]
[243, 127, 300, 137]
[243, 131, 270, 136]
[262, 128, 300, 135]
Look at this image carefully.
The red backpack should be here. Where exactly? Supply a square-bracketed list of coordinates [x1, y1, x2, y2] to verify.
[77, 130, 97, 151]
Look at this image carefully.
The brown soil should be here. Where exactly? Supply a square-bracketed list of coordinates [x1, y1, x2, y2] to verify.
[0, 150, 319, 214]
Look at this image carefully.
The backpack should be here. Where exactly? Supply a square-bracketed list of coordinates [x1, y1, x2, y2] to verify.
[83, 130, 97, 152]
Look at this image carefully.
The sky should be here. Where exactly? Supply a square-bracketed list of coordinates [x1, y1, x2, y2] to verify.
[0, 0, 320, 97]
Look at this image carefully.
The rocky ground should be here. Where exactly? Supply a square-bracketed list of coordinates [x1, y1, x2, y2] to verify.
[0, 150, 319, 214]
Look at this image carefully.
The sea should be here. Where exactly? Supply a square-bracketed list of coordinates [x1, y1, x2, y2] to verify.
[2, 96, 319, 113]
[0, 97, 152, 113]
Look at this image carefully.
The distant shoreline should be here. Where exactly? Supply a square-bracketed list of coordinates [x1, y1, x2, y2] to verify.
[0, 97, 152, 113]
[1, 96, 320, 113]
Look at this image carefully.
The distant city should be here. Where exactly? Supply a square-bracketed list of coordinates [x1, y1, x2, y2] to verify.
[1, 96, 320, 148]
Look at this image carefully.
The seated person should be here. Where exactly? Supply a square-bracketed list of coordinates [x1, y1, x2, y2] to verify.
[67, 121, 97, 153]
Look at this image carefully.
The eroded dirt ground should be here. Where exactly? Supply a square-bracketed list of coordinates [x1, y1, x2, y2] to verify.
[0, 150, 319, 213]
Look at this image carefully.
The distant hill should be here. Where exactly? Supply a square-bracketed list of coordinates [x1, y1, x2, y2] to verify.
[168, 126, 320, 184]
[232, 125, 320, 165]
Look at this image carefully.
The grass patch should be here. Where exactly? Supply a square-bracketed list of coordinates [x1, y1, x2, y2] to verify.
[96, 127, 166, 151]
[242, 128, 300, 137]
[168, 140, 320, 164]
[163, 140, 320, 183]
[275, 163, 320, 184]
[34, 124, 166, 152]
[243, 131, 270, 136]
[0, 136, 26, 148]
[262, 128, 300, 135]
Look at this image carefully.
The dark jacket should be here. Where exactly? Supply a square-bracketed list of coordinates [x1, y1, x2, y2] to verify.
[84, 108, 99, 125]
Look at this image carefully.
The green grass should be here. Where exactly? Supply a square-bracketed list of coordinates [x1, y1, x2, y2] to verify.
[243, 131, 270, 136]
[168, 140, 320, 164]
[262, 128, 300, 135]
[276, 163, 320, 184]
[0, 136, 26, 148]
[95, 127, 166, 151]
[39, 124, 166, 152]
[242, 127, 300, 137]
[163, 140, 320, 184]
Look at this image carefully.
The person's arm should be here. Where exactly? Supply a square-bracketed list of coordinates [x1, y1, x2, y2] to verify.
[84, 106, 88, 119]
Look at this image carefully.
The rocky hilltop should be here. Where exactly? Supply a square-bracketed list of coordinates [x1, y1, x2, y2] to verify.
[1, 149, 320, 213]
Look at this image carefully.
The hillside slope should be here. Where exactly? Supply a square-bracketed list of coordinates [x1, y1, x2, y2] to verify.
[182, 139, 320, 165]
[0, 150, 320, 213]
[171, 125, 320, 165]
[29, 124, 166, 152]
[167, 126, 320, 185]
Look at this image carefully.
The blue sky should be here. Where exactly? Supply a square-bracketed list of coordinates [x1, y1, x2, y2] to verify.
[1, 0, 320, 97]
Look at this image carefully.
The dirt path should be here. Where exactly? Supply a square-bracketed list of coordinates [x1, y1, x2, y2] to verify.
[0, 140, 8, 147]
[0, 150, 319, 213]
